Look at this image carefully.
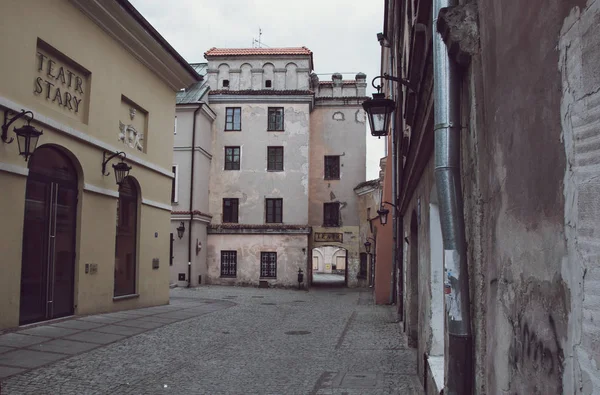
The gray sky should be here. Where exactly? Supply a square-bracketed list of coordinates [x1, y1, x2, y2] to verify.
[130, 0, 385, 180]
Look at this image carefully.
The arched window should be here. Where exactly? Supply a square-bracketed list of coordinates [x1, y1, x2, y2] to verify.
[114, 176, 138, 297]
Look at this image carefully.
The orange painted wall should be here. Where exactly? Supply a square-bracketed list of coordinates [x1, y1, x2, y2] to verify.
[374, 136, 394, 304]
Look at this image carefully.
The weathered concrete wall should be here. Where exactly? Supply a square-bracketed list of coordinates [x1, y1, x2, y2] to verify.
[208, 102, 310, 225]
[474, 0, 587, 393]
[559, 1, 600, 392]
[401, 156, 437, 381]
[308, 105, 366, 228]
[206, 234, 308, 287]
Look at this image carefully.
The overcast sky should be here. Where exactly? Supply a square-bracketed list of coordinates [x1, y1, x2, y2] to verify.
[130, 0, 385, 180]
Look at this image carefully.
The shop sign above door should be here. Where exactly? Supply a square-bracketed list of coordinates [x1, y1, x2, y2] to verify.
[314, 232, 343, 243]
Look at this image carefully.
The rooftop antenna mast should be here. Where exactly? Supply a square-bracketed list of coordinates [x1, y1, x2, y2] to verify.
[252, 27, 264, 48]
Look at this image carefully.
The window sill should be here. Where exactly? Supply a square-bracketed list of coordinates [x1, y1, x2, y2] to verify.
[267, 169, 284, 172]
[220, 275, 237, 278]
[113, 293, 139, 302]
[260, 277, 277, 280]
[224, 130, 241, 132]
[322, 225, 341, 228]
[324, 178, 340, 181]
[267, 130, 285, 132]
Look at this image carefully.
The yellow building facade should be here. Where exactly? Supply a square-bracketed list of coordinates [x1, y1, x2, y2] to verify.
[0, 0, 199, 329]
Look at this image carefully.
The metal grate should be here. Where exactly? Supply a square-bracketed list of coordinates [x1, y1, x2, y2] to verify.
[220, 250, 237, 277]
[260, 252, 277, 278]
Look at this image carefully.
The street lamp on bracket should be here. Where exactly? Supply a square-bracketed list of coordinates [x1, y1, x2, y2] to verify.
[362, 74, 415, 138]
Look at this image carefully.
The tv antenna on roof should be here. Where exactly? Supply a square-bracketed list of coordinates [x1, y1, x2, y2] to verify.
[252, 27, 270, 48]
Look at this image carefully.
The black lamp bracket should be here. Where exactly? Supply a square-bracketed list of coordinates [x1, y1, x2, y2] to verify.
[2, 109, 33, 144]
[366, 237, 376, 243]
[372, 74, 415, 93]
[102, 151, 127, 176]
[383, 200, 398, 211]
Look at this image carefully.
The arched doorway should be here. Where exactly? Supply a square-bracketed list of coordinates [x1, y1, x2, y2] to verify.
[311, 246, 347, 287]
[408, 211, 419, 347]
[114, 176, 139, 297]
[20, 146, 78, 325]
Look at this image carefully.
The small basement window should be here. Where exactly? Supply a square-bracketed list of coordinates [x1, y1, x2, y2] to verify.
[222, 79, 230, 88]
[265, 80, 272, 88]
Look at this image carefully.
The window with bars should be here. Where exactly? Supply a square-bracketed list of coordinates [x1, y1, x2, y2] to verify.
[225, 107, 241, 131]
[220, 251, 237, 277]
[323, 202, 340, 227]
[171, 165, 179, 203]
[265, 198, 283, 223]
[224, 146, 240, 170]
[267, 107, 284, 131]
[223, 198, 239, 223]
[267, 147, 284, 171]
[324, 156, 340, 180]
[260, 252, 277, 278]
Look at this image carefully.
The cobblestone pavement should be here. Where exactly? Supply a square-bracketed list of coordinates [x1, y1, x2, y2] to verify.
[0, 287, 423, 395]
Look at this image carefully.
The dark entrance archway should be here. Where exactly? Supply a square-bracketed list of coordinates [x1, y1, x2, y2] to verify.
[20, 146, 78, 325]
[310, 246, 347, 288]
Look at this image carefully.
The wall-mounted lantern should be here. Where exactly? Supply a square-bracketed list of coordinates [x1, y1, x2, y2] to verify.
[177, 222, 186, 239]
[362, 74, 414, 138]
[364, 237, 376, 254]
[2, 109, 43, 161]
[102, 151, 131, 186]
[378, 201, 397, 226]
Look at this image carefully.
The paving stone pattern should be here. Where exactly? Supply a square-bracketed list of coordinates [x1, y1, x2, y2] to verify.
[0, 287, 423, 395]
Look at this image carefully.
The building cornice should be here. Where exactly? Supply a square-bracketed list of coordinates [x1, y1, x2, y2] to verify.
[172, 210, 213, 224]
[208, 94, 314, 109]
[208, 224, 311, 235]
[0, 96, 174, 178]
[69, 0, 199, 91]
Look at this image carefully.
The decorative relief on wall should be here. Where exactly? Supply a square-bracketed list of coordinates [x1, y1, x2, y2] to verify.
[118, 120, 144, 151]
[119, 96, 147, 152]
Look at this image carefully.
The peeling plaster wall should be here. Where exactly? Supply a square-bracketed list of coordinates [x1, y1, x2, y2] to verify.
[474, 0, 588, 393]
[308, 106, 366, 227]
[208, 102, 310, 225]
[308, 104, 365, 288]
[560, 1, 600, 393]
[206, 234, 308, 287]
[401, 156, 436, 381]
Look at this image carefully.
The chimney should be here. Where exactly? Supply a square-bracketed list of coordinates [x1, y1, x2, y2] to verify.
[332, 73, 343, 97]
[356, 72, 367, 97]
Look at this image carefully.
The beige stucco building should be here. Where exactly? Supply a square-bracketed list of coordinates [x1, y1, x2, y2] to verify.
[0, 0, 198, 330]
[201, 47, 368, 288]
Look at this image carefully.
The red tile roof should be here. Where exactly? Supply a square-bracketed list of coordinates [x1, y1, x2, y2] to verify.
[204, 47, 313, 57]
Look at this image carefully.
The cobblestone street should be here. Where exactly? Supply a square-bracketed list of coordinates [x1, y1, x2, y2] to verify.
[0, 287, 422, 394]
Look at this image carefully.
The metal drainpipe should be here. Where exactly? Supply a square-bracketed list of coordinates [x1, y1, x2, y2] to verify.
[389, 50, 398, 305]
[188, 103, 202, 288]
[432, 0, 473, 393]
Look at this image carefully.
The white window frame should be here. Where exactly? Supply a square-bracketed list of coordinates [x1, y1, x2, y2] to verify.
[174, 116, 177, 135]
[172, 164, 179, 203]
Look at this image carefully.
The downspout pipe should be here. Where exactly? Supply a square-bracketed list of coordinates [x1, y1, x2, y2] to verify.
[432, 0, 473, 393]
[390, 50, 398, 305]
[188, 103, 202, 288]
